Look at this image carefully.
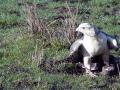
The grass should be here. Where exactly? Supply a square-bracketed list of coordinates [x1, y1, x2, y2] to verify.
[0, 0, 120, 89]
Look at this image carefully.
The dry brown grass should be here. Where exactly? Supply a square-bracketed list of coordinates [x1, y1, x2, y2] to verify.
[23, 1, 81, 66]
[23, 2, 81, 45]
[23, 2, 50, 38]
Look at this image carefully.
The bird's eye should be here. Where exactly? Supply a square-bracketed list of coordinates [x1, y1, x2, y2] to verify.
[82, 27, 85, 29]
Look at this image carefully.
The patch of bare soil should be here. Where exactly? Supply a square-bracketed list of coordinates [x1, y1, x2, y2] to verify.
[103, 6, 120, 26]
[4, 65, 29, 73]
[54, 6, 78, 22]
[103, 7, 120, 16]
[18, 2, 47, 10]
[15, 80, 40, 89]
[52, 0, 89, 3]
[9, 10, 20, 16]
[54, 6, 78, 15]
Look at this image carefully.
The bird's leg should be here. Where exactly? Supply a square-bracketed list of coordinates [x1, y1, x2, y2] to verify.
[84, 56, 98, 76]
[84, 56, 91, 70]
[84, 56, 98, 70]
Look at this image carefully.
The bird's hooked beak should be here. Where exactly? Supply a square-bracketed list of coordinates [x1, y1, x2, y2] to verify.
[76, 28, 79, 32]
[76, 27, 81, 32]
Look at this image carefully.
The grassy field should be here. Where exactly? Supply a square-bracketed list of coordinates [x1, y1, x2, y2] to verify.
[0, 0, 120, 89]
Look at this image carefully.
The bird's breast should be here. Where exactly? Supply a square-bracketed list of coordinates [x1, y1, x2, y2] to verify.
[83, 36, 107, 56]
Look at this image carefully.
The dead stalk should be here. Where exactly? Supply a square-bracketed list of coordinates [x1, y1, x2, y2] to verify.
[24, 1, 80, 64]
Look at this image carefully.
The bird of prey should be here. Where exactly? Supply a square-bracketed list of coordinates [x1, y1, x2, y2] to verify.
[70, 23, 119, 74]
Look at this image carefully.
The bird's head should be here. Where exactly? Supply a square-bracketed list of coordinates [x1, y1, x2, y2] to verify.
[76, 23, 99, 37]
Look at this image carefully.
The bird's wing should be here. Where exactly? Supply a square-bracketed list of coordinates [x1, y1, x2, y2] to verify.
[70, 37, 83, 55]
[107, 35, 119, 51]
